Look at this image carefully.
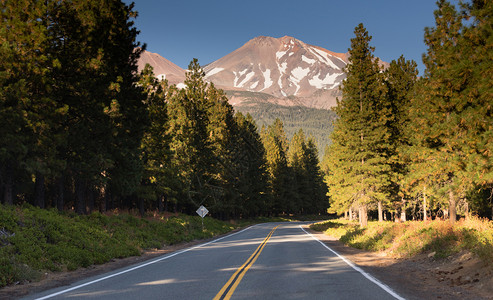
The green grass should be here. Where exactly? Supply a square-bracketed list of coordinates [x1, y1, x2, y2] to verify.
[310, 217, 493, 262]
[0, 204, 236, 287]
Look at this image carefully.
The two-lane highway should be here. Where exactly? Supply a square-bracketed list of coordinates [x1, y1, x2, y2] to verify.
[24, 223, 404, 300]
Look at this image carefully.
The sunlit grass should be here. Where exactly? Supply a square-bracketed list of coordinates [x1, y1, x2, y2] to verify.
[310, 217, 493, 262]
[0, 204, 236, 287]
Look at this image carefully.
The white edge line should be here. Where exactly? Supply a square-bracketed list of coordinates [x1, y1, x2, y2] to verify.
[299, 225, 406, 300]
[35, 226, 255, 300]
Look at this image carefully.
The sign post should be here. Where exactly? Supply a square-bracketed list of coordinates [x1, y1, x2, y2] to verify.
[196, 205, 209, 231]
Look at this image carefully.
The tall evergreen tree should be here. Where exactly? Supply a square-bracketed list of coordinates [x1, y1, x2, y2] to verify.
[326, 24, 390, 226]
[0, 0, 64, 207]
[410, 0, 492, 223]
[385, 55, 419, 220]
[232, 113, 269, 217]
[261, 118, 290, 215]
[288, 129, 307, 213]
[303, 138, 328, 214]
[139, 64, 176, 213]
[167, 59, 213, 213]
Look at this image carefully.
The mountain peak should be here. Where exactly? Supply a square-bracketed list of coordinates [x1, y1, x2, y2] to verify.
[137, 50, 185, 84]
[204, 35, 347, 100]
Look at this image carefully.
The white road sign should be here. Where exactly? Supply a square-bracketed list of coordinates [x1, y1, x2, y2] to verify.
[196, 205, 209, 218]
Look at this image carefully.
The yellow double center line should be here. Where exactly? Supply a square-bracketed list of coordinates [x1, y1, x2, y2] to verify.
[213, 225, 280, 300]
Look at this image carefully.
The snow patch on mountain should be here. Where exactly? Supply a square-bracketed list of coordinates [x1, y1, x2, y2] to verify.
[276, 51, 288, 60]
[309, 48, 341, 70]
[302, 55, 316, 65]
[207, 67, 224, 77]
[261, 69, 273, 90]
[236, 70, 255, 88]
[291, 66, 310, 81]
[290, 67, 310, 94]
[308, 72, 341, 89]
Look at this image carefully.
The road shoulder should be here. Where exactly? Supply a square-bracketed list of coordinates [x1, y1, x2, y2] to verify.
[304, 226, 493, 300]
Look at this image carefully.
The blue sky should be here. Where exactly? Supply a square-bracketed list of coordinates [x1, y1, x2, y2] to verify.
[127, 1, 442, 75]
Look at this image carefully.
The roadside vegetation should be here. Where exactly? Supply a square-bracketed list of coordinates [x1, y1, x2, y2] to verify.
[0, 204, 328, 288]
[0, 204, 236, 288]
[310, 218, 493, 263]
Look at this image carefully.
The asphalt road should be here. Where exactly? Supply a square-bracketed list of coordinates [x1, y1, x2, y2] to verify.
[24, 222, 404, 300]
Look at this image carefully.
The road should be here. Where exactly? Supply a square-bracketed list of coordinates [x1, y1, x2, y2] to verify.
[24, 223, 404, 300]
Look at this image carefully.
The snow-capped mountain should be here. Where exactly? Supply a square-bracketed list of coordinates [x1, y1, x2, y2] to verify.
[136, 37, 387, 110]
[137, 50, 186, 85]
[204, 36, 348, 100]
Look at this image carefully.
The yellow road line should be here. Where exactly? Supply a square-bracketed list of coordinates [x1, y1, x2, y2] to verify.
[213, 225, 279, 300]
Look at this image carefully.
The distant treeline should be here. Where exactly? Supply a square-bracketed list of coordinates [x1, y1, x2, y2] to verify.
[234, 102, 337, 158]
[0, 0, 327, 218]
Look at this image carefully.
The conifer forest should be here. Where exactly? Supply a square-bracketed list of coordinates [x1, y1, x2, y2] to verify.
[0, 0, 492, 225]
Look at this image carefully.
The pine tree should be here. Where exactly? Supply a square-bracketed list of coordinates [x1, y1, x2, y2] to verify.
[303, 138, 328, 214]
[261, 118, 290, 215]
[412, 0, 493, 223]
[167, 59, 214, 213]
[288, 129, 307, 213]
[233, 113, 269, 217]
[385, 55, 419, 220]
[326, 24, 390, 226]
[139, 64, 176, 213]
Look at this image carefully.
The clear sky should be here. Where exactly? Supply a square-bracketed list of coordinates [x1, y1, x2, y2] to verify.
[126, 0, 442, 75]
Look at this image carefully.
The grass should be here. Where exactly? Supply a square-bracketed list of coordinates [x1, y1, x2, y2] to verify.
[310, 217, 493, 262]
[0, 204, 237, 288]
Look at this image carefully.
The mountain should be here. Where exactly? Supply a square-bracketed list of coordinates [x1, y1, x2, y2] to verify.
[204, 36, 348, 109]
[135, 37, 388, 153]
[136, 49, 186, 85]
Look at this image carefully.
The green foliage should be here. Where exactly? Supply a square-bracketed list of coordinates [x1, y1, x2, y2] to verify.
[405, 0, 493, 223]
[235, 102, 337, 157]
[326, 24, 391, 226]
[0, 204, 235, 287]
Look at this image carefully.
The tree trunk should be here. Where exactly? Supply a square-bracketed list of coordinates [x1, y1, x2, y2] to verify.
[3, 167, 14, 205]
[34, 173, 45, 209]
[449, 190, 457, 224]
[104, 187, 111, 212]
[378, 201, 383, 222]
[75, 177, 87, 215]
[56, 176, 64, 212]
[423, 186, 427, 221]
[158, 194, 165, 212]
[464, 200, 470, 221]
[359, 204, 368, 227]
[400, 197, 406, 222]
[139, 197, 145, 217]
[87, 187, 94, 214]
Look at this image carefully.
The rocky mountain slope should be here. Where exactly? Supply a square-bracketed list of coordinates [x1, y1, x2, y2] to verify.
[204, 36, 347, 98]
[137, 49, 185, 85]
[204, 36, 347, 109]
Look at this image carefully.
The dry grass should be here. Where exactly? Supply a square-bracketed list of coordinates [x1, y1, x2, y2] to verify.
[310, 217, 493, 263]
